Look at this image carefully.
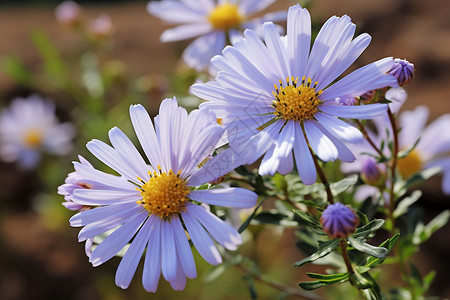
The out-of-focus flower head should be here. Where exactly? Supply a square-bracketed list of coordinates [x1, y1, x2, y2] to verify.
[55, 1, 81, 27]
[360, 157, 385, 187]
[66, 97, 257, 292]
[147, 0, 287, 71]
[320, 203, 359, 239]
[190, 4, 398, 185]
[0, 95, 75, 169]
[388, 58, 414, 86]
[88, 14, 114, 39]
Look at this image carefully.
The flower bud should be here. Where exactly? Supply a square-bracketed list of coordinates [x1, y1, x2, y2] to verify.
[88, 14, 114, 39]
[335, 95, 358, 106]
[388, 58, 414, 86]
[55, 1, 81, 27]
[361, 157, 385, 187]
[320, 203, 359, 239]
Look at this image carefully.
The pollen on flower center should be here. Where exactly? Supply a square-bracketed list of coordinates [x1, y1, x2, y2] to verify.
[136, 167, 189, 219]
[208, 2, 242, 30]
[272, 76, 322, 122]
[397, 149, 423, 178]
[23, 129, 43, 148]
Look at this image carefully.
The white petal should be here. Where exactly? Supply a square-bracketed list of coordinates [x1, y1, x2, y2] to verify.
[171, 216, 197, 279]
[89, 211, 148, 267]
[319, 103, 388, 119]
[189, 188, 257, 208]
[70, 202, 135, 227]
[239, 0, 276, 15]
[72, 189, 141, 206]
[262, 22, 290, 78]
[160, 23, 212, 43]
[182, 211, 222, 265]
[259, 144, 279, 176]
[315, 112, 363, 143]
[108, 127, 150, 180]
[115, 217, 153, 289]
[142, 216, 162, 293]
[399, 106, 429, 148]
[293, 123, 317, 184]
[147, 1, 206, 24]
[161, 219, 178, 282]
[287, 5, 311, 77]
[183, 32, 226, 71]
[129, 104, 164, 173]
[278, 150, 294, 175]
[187, 203, 241, 250]
[303, 121, 338, 161]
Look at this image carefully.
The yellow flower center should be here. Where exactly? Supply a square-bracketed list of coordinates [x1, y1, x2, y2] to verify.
[136, 167, 189, 219]
[23, 129, 42, 148]
[208, 2, 242, 30]
[397, 149, 423, 179]
[272, 76, 322, 122]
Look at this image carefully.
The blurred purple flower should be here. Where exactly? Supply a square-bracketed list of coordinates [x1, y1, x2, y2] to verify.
[55, 1, 81, 26]
[0, 95, 75, 169]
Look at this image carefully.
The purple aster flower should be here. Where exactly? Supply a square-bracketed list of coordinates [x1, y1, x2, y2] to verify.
[388, 58, 414, 86]
[190, 4, 398, 185]
[320, 203, 359, 239]
[0, 94, 75, 169]
[66, 97, 257, 292]
[55, 1, 81, 26]
[360, 157, 385, 187]
[147, 0, 287, 71]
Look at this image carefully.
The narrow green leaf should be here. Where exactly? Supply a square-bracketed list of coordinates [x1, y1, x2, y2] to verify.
[293, 239, 340, 267]
[348, 237, 389, 259]
[238, 197, 266, 233]
[352, 219, 385, 238]
[393, 190, 422, 218]
[366, 233, 400, 268]
[298, 281, 328, 290]
[401, 166, 441, 191]
[243, 275, 258, 299]
[330, 175, 358, 195]
[306, 272, 349, 282]
[1, 56, 32, 86]
[252, 210, 298, 227]
[203, 264, 228, 283]
[293, 209, 322, 229]
[421, 210, 450, 243]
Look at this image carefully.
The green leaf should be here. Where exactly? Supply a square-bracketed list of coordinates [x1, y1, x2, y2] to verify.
[251, 210, 298, 227]
[398, 138, 420, 158]
[298, 273, 350, 291]
[31, 29, 67, 85]
[330, 175, 358, 195]
[350, 271, 373, 290]
[348, 237, 389, 259]
[203, 264, 228, 283]
[243, 275, 258, 299]
[238, 197, 267, 233]
[298, 280, 329, 290]
[1, 56, 32, 86]
[393, 190, 422, 218]
[366, 233, 400, 268]
[306, 272, 349, 282]
[400, 166, 441, 192]
[352, 219, 385, 238]
[293, 239, 340, 267]
[420, 210, 450, 242]
[293, 209, 322, 229]
[272, 173, 288, 190]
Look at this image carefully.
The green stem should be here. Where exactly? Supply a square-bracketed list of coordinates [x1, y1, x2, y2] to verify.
[387, 107, 399, 231]
[235, 264, 325, 300]
[355, 120, 384, 157]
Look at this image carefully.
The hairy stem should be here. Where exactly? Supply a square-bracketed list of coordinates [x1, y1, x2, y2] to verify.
[340, 239, 354, 274]
[355, 120, 384, 157]
[387, 107, 399, 228]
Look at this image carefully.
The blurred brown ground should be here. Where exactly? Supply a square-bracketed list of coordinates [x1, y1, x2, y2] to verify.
[0, 1, 449, 299]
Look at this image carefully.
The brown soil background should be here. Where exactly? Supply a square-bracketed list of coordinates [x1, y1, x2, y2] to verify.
[0, 1, 449, 299]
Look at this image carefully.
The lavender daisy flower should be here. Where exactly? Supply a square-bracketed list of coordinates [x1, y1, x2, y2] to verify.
[342, 90, 450, 196]
[320, 203, 359, 239]
[147, 0, 286, 71]
[0, 95, 75, 169]
[55, 1, 81, 26]
[67, 97, 257, 292]
[388, 58, 414, 86]
[190, 4, 398, 185]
